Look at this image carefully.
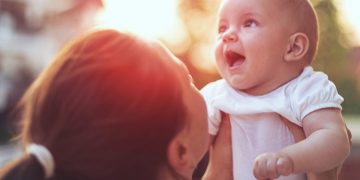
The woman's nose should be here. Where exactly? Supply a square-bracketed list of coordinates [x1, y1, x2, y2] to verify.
[222, 31, 238, 43]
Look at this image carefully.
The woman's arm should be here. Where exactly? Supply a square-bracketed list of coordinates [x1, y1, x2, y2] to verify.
[202, 114, 233, 180]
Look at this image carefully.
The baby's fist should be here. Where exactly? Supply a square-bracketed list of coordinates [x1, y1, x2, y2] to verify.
[253, 152, 294, 179]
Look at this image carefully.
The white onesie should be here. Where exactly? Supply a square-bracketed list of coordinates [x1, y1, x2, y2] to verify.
[201, 66, 343, 180]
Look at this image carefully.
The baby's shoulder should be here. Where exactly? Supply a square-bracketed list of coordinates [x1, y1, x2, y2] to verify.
[289, 66, 337, 96]
[287, 67, 343, 121]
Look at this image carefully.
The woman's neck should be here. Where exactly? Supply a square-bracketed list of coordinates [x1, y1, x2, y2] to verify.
[156, 164, 188, 180]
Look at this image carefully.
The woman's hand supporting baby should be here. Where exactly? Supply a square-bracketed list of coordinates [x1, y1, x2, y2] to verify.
[203, 114, 233, 180]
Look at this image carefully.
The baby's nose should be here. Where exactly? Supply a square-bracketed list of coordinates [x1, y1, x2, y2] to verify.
[223, 31, 238, 43]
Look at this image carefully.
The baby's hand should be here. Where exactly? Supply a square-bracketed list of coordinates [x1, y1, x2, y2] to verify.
[253, 152, 294, 179]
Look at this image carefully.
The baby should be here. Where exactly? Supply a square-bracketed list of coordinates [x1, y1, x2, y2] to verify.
[201, 0, 351, 179]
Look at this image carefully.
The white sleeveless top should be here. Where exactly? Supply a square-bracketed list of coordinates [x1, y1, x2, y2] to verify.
[201, 66, 343, 180]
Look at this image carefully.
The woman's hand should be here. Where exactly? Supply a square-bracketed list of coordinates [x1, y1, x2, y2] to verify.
[203, 113, 233, 180]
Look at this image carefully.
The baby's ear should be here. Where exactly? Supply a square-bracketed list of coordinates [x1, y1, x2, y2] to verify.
[284, 33, 309, 62]
[166, 134, 193, 179]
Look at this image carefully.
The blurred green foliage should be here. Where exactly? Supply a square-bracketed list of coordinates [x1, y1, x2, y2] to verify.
[311, 0, 360, 114]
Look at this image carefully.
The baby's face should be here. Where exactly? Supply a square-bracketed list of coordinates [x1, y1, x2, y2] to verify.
[215, 0, 294, 95]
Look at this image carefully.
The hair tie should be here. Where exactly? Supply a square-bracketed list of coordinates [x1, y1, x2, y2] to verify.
[26, 144, 55, 179]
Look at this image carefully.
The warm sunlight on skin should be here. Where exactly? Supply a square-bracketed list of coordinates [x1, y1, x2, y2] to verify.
[96, 0, 178, 39]
[338, 0, 360, 45]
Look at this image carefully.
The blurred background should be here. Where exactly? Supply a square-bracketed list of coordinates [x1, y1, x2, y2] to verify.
[0, 0, 359, 179]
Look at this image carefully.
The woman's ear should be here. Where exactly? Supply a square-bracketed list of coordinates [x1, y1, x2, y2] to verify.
[167, 135, 193, 179]
[284, 32, 309, 62]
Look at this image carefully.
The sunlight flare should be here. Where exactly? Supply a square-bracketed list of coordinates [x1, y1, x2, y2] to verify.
[338, 0, 360, 45]
[96, 0, 178, 39]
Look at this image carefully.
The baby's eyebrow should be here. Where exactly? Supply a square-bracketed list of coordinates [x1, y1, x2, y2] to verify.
[242, 12, 262, 18]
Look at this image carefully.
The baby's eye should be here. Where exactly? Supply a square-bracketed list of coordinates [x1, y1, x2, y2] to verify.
[243, 19, 257, 28]
[218, 25, 227, 33]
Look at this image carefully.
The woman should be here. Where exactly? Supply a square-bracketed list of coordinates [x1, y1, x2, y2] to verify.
[0, 29, 229, 180]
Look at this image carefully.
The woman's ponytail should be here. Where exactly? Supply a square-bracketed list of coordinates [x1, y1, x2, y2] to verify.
[1, 155, 45, 180]
[1, 144, 54, 180]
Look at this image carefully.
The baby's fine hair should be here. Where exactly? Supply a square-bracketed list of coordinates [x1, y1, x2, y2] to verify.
[283, 0, 319, 63]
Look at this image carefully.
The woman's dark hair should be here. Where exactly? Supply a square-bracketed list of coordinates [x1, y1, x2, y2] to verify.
[1, 30, 187, 179]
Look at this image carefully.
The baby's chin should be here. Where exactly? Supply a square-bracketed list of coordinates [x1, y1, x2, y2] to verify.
[225, 77, 248, 90]
[226, 79, 267, 96]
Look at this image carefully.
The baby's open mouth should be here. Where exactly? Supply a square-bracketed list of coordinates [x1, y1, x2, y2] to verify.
[225, 51, 245, 67]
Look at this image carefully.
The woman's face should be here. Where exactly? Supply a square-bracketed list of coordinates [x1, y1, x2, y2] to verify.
[150, 42, 209, 179]
[183, 73, 209, 166]
[163, 50, 209, 178]
[178, 63, 209, 177]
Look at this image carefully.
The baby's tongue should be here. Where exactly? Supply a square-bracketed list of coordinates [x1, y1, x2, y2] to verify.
[226, 51, 245, 67]
[232, 59, 245, 66]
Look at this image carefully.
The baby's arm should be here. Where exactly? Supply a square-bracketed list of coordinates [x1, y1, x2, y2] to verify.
[289, 108, 350, 172]
[253, 108, 350, 179]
